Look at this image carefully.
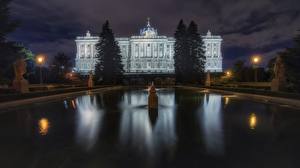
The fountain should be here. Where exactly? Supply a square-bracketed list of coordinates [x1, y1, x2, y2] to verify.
[148, 82, 158, 125]
[88, 71, 94, 89]
[148, 82, 158, 109]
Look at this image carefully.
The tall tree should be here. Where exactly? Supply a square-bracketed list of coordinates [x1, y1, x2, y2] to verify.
[186, 21, 206, 83]
[0, 0, 21, 83]
[232, 60, 245, 82]
[50, 52, 71, 82]
[18, 45, 36, 80]
[95, 20, 124, 84]
[0, 0, 18, 42]
[174, 20, 187, 84]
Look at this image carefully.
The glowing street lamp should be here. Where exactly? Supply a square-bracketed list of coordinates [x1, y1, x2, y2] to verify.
[226, 70, 232, 78]
[251, 55, 262, 82]
[36, 54, 46, 84]
[251, 55, 261, 65]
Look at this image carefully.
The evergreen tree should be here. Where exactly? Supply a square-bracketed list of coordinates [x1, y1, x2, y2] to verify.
[232, 60, 245, 82]
[0, 0, 21, 83]
[95, 21, 124, 84]
[18, 45, 36, 80]
[0, 0, 18, 43]
[174, 20, 187, 84]
[50, 52, 71, 83]
[186, 21, 206, 84]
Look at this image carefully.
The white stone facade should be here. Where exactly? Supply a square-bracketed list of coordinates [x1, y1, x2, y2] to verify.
[75, 20, 223, 75]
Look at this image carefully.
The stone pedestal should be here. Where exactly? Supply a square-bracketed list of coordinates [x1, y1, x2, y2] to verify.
[271, 56, 285, 92]
[205, 72, 211, 87]
[13, 59, 29, 93]
[13, 79, 29, 93]
[271, 78, 279, 92]
[148, 83, 158, 109]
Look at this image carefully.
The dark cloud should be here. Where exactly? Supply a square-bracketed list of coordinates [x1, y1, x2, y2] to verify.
[7, 0, 300, 68]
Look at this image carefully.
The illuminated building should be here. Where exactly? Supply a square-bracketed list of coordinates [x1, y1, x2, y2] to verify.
[75, 19, 223, 75]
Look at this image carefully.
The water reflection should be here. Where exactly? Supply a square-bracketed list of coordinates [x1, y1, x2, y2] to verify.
[225, 97, 229, 105]
[155, 91, 176, 147]
[75, 95, 104, 150]
[38, 118, 50, 136]
[119, 90, 176, 155]
[249, 113, 257, 130]
[148, 109, 158, 125]
[71, 100, 76, 109]
[201, 94, 224, 155]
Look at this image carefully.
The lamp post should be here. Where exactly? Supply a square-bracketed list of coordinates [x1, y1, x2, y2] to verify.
[226, 70, 232, 78]
[251, 55, 261, 82]
[36, 55, 45, 84]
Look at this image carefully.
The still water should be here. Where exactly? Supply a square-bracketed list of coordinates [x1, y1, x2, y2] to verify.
[0, 88, 300, 168]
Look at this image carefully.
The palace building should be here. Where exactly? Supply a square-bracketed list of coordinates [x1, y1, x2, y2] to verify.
[75, 19, 223, 75]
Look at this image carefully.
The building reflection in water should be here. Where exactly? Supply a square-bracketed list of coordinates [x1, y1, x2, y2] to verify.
[201, 94, 224, 155]
[249, 113, 257, 130]
[38, 118, 50, 136]
[119, 90, 176, 155]
[75, 95, 104, 150]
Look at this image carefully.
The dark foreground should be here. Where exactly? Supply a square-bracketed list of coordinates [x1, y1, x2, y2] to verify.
[0, 88, 300, 168]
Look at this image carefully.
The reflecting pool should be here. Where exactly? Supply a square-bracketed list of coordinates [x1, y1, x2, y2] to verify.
[0, 88, 300, 168]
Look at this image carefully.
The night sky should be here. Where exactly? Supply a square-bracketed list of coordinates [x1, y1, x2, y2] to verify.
[8, 0, 300, 69]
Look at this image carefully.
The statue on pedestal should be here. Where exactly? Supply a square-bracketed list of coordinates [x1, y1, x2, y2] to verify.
[205, 71, 211, 87]
[148, 82, 158, 125]
[88, 71, 94, 89]
[271, 56, 286, 92]
[148, 82, 158, 109]
[13, 59, 29, 93]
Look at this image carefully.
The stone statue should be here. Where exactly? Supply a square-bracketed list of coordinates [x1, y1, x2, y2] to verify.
[205, 71, 211, 87]
[88, 71, 94, 89]
[148, 82, 158, 109]
[271, 56, 286, 91]
[12, 59, 29, 93]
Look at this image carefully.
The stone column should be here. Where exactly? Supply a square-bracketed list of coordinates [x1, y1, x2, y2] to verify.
[205, 71, 211, 87]
[271, 56, 286, 92]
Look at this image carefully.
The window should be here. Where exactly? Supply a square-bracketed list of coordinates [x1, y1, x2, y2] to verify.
[159, 44, 164, 57]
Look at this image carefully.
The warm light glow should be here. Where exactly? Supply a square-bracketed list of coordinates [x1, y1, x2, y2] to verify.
[249, 113, 257, 130]
[224, 97, 229, 105]
[39, 118, 50, 135]
[251, 55, 261, 64]
[226, 70, 232, 77]
[36, 55, 45, 65]
[71, 100, 76, 109]
[200, 89, 209, 93]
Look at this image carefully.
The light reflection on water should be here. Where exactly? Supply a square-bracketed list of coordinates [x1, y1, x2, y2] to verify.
[201, 94, 224, 155]
[75, 95, 104, 150]
[119, 89, 177, 155]
[249, 113, 257, 130]
[38, 118, 50, 136]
